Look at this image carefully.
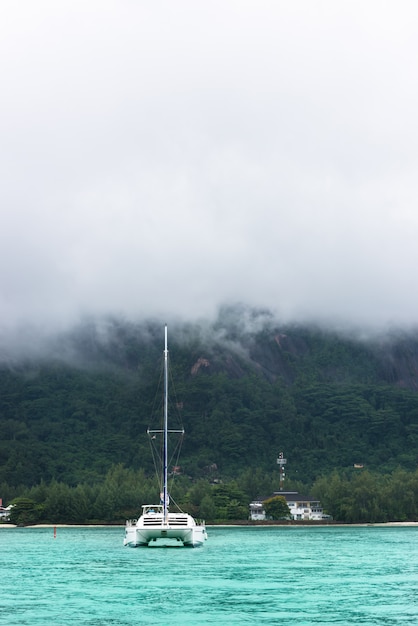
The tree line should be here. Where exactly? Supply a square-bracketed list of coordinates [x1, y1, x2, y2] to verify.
[314, 467, 418, 523]
[3, 464, 418, 525]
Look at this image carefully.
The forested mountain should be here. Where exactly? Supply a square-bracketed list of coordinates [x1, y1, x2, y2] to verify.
[1, 306, 418, 496]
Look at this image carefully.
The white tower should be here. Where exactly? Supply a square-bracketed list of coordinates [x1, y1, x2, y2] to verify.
[277, 452, 287, 491]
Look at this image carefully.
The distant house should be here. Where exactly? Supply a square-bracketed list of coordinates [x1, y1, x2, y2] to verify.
[249, 499, 267, 521]
[0, 499, 12, 521]
[249, 491, 330, 521]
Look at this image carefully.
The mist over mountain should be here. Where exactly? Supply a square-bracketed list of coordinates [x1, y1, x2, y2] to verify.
[3, 2, 418, 523]
[3, 302, 418, 374]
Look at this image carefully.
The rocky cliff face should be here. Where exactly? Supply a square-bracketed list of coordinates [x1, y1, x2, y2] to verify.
[374, 337, 418, 390]
[187, 325, 418, 391]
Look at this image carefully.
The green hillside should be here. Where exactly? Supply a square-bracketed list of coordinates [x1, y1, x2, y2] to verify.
[1, 308, 418, 522]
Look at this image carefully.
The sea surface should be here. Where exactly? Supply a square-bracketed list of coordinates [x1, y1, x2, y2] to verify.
[1, 525, 418, 625]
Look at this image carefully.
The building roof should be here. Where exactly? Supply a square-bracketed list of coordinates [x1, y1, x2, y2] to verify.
[251, 492, 320, 504]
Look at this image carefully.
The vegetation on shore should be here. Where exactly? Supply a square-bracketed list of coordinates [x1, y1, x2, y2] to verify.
[4, 464, 418, 526]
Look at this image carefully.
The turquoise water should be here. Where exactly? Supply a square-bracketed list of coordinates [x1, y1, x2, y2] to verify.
[1, 525, 418, 625]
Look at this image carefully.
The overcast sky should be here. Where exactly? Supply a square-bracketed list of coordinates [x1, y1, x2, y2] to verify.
[2, 0, 418, 335]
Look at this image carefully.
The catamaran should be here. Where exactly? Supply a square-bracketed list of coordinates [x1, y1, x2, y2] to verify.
[124, 325, 208, 547]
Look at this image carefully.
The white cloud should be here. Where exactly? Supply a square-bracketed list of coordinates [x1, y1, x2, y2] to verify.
[1, 0, 418, 334]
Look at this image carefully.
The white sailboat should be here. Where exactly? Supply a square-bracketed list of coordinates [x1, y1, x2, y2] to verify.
[124, 325, 208, 547]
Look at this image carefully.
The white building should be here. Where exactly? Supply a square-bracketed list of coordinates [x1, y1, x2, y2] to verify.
[249, 499, 267, 521]
[249, 491, 329, 521]
[0, 499, 12, 521]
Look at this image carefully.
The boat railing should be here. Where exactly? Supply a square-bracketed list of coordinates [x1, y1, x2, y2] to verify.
[125, 519, 137, 527]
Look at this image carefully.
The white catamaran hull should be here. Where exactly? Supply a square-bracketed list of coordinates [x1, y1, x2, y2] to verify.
[124, 511, 207, 547]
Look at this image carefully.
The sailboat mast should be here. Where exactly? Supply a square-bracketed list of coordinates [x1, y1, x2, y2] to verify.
[163, 324, 169, 523]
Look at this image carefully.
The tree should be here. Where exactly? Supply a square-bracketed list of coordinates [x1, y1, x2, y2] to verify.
[199, 494, 217, 521]
[212, 483, 248, 520]
[9, 497, 43, 526]
[263, 496, 290, 520]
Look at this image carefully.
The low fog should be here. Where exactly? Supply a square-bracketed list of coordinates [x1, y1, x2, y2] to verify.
[2, 1, 418, 346]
